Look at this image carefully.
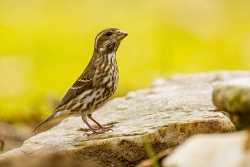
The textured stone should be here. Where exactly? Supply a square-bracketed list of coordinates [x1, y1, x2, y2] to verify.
[213, 77, 250, 129]
[0, 71, 244, 167]
[162, 131, 250, 167]
[213, 77, 250, 113]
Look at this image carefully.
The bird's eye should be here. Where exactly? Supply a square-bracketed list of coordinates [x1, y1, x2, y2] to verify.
[105, 32, 112, 36]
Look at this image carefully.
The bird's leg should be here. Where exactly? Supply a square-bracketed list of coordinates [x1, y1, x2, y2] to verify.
[87, 114, 114, 132]
[82, 114, 110, 136]
[81, 114, 97, 136]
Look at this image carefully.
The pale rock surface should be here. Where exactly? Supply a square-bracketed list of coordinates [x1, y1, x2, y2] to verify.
[162, 131, 250, 167]
[1, 71, 246, 167]
[213, 77, 250, 129]
[213, 77, 250, 113]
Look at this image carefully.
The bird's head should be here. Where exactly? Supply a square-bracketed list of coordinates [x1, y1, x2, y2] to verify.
[94, 28, 128, 53]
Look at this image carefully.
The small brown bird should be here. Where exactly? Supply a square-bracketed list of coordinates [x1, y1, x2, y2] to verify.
[33, 28, 128, 135]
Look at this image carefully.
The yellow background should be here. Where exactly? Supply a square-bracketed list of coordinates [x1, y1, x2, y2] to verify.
[0, 0, 250, 123]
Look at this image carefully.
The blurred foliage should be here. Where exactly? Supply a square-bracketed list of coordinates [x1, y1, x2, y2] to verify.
[0, 0, 250, 124]
[143, 135, 160, 167]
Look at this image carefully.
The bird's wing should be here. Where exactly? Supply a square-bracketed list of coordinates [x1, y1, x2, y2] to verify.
[54, 66, 96, 111]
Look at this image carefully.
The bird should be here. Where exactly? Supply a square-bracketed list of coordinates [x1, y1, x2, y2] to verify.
[33, 28, 128, 136]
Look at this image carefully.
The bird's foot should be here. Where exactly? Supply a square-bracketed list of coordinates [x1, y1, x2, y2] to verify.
[93, 124, 115, 131]
[83, 125, 114, 137]
[83, 131, 103, 137]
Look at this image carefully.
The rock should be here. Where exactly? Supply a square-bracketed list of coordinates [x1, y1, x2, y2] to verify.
[162, 130, 250, 167]
[213, 77, 250, 129]
[1, 71, 246, 166]
[172, 71, 250, 84]
[213, 77, 250, 112]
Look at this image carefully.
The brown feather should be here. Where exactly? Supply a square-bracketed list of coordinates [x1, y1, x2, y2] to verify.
[33, 28, 127, 134]
[54, 54, 99, 111]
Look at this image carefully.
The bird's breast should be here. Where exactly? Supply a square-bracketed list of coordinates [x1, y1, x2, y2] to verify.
[100, 56, 119, 92]
[80, 52, 119, 112]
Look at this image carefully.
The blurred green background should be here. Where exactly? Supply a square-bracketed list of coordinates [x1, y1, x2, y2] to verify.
[0, 0, 250, 124]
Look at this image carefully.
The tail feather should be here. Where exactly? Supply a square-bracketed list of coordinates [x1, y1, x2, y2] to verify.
[32, 114, 56, 133]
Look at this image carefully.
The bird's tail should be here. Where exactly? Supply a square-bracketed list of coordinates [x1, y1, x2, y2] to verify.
[32, 113, 56, 133]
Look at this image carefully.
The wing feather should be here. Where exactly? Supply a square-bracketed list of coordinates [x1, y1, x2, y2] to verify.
[55, 64, 96, 110]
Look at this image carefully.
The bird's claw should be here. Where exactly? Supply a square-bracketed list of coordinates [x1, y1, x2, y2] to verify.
[93, 124, 115, 131]
[83, 125, 114, 137]
[83, 130, 109, 137]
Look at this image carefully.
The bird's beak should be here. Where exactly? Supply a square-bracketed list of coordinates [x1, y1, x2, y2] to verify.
[117, 30, 128, 40]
